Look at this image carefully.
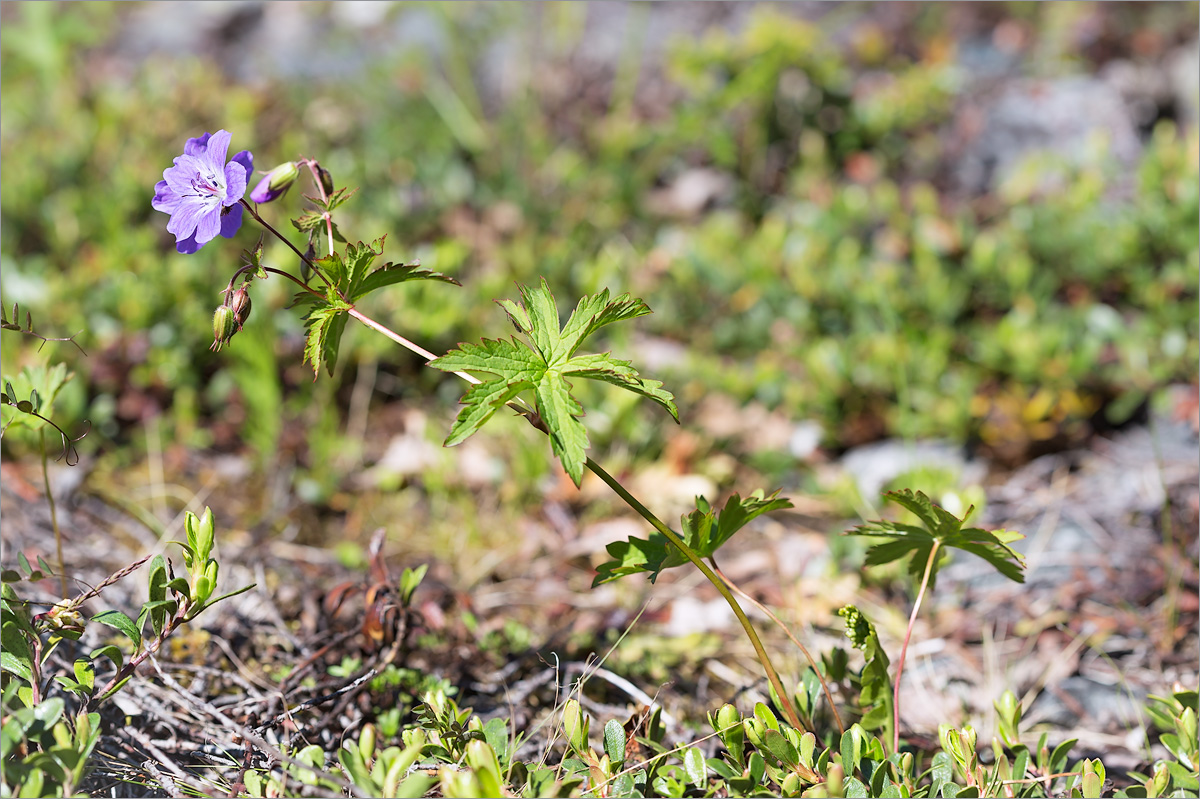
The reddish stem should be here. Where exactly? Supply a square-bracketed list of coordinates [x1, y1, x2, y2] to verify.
[893, 540, 940, 754]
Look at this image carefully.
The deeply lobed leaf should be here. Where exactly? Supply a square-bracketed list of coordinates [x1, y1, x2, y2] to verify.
[593, 491, 792, 585]
[431, 281, 677, 486]
[844, 490, 1025, 589]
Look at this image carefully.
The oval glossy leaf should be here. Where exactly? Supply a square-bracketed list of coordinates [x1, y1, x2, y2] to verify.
[91, 610, 140, 649]
[682, 746, 707, 788]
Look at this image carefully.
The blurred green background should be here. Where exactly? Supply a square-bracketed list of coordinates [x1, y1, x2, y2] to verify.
[2, 2, 1197, 556]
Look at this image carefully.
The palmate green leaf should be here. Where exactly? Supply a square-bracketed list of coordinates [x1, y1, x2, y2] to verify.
[312, 185, 357, 214]
[706, 490, 793, 553]
[351, 260, 459, 302]
[508, 280, 560, 360]
[535, 370, 589, 486]
[844, 490, 1025, 589]
[293, 239, 457, 378]
[292, 211, 326, 234]
[302, 290, 351, 379]
[341, 236, 460, 302]
[592, 531, 684, 586]
[344, 238, 382, 297]
[941, 528, 1026, 583]
[558, 292, 652, 359]
[593, 491, 792, 585]
[313, 252, 346, 290]
[433, 337, 543, 380]
[563, 354, 678, 420]
[444, 379, 531, 447]
[432, 280, 677, 485]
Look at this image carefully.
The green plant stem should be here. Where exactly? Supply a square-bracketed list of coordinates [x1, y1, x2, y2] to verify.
[246, 204, 498, 395]
[40, 428, 66, 598]
[244, 208, 802, 732]
[584, 456, 804, 732]
[709, 560, 844, 735]
[894, 540, 940, 754]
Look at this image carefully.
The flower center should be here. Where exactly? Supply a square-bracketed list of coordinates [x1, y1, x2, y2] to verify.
[189, 167, 226, 207]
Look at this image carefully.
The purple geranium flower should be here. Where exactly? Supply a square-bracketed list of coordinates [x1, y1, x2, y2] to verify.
[153, 131, 253, 254]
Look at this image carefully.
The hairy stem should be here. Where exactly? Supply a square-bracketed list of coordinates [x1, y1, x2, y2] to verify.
[584, 457, 804, 732]
[40, 428, 67, 598]
[894, 540, 941, 754]
[346, 308, 483, 389]
[710, 559, 844, 734]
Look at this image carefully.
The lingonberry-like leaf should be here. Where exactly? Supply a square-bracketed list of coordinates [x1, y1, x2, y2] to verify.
[593, 490, 792, 585]
[430, 280, 678, 486]
[843, 489, 1025, 589]
[92, 609, 141, 650]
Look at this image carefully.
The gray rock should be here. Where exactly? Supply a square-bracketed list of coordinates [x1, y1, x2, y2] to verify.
[839, 439, 985, 502]
[956, 76, 1142, 193]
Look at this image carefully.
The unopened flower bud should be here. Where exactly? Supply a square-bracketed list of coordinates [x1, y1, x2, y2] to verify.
[44, 599, 84, 638]
[249, 161, 300, 204]
[229, 286, 252, 330]
[316, 164, 334, 197]
[212, 305, 236, 352]
[301, 239, 316, 284]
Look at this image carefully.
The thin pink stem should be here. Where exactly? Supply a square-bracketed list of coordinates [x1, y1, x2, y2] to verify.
[346, 308, 481, 386]
[300, 160, 336, 257]
[893, 540, 940, 754]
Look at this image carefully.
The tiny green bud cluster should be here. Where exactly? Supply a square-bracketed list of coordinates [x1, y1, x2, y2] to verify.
[182, 507, 220, 616]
